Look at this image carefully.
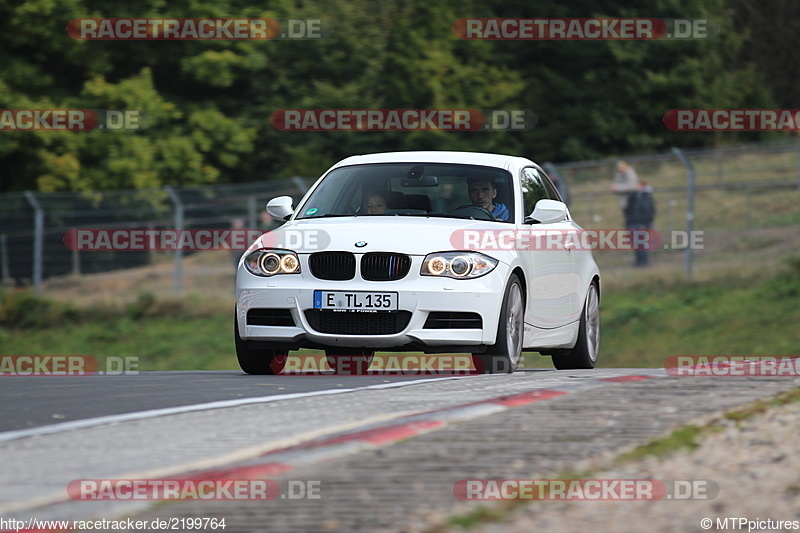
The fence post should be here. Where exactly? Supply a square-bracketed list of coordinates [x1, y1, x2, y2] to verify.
[671, 148, 696, 279]
[146, 222, 156, 265]
[796, 137, 800, 190]
[71, 248, 81, 276]
[247, 195, 257, 230]
[746, 185, 753, 230]
[165, 187, 184, 297]
[23, 191, 44, 296]
[0, 234, 9, 284]
[667, 190, 674, 232]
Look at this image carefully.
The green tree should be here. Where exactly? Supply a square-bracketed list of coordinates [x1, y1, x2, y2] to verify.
[0, 0, 784, 193]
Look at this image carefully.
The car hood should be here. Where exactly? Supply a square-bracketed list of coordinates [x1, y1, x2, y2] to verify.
[252, 217, 509, 255]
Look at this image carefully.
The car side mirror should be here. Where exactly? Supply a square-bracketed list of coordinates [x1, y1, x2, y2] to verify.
[526, 199, 568, 224]
[266, 196, 294, 221]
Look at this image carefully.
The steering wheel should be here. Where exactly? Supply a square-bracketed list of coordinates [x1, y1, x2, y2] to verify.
[451, 204, 496, 221]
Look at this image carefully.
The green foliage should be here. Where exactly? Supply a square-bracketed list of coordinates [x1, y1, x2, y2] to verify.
[0, 289, 79, 329]
[125, 291, 157, 320]
[615, 424, 708, 462]
[0, 0, 788, 193]
[787, 256, 800, 277]
[0, 288, 222, 331]
[3, 265, 799, 370]
[759, 270, 800, 301]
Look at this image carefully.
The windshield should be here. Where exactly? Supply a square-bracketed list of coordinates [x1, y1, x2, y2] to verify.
[295, 163, 515, 223]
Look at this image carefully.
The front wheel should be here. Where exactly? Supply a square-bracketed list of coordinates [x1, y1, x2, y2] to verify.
[552, 283, 600, 370]
[234, 314, 288, 375]
[474, 274, 525, 374]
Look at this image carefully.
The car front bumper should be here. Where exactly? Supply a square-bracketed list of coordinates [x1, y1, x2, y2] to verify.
[235, 259, 509, 351]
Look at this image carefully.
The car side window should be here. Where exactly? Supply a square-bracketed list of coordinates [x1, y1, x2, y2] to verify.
[521, 167, 548, 216]
[538, 169, 562, 202]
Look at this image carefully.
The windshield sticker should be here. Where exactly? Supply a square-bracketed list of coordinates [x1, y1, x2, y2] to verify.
[305, 207, 318, 215]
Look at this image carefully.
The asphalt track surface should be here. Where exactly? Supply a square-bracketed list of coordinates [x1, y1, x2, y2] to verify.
[0, 371, 466, 432]
[2, 368, 799, 532]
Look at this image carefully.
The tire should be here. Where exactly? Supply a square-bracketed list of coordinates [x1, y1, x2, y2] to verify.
[552, 283, 600, 370]
[234, 314, 288, 375]
[474, 274, 525, 374]
[325, 348, 374, 375]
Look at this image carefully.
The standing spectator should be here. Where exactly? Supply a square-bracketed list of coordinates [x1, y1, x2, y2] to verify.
[611, 160, 640, 208]
[623, 181, 656, 267]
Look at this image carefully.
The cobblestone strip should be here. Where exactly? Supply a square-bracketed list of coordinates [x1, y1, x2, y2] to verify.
[462, 392, 800, 533]
[125, 376, 799, 532]
[0, 370, 657, 521]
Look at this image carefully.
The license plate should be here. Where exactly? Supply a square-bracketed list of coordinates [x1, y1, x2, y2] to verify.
[313, 291, 398, 312]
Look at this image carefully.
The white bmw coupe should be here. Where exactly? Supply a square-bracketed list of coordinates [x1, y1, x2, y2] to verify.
[235, 151, 600, 374]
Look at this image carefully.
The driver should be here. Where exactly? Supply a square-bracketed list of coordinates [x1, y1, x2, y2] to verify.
[467, 177, 509, 220]
[364, 190, 389, 214]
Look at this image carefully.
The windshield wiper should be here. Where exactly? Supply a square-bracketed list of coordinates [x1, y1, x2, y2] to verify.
[402, 213, 483, 220]
[300, 214, 355, 219]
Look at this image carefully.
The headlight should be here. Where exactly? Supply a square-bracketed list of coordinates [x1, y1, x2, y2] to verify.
[244, 250, 301, 277]
[421, 252, 498, 279]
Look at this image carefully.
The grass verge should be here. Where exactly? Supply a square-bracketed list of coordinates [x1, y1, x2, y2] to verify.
[1, 259, 798, 371]
[441, 385, 800, 530]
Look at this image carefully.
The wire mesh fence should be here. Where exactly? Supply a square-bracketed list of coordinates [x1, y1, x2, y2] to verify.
[547, 140, 800, 274]
[0, 178, 309, 295]
[1, 139, 799, 296]
[557, 140, 800, 228]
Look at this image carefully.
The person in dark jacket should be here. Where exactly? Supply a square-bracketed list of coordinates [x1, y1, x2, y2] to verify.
[623, 181, 656, 267]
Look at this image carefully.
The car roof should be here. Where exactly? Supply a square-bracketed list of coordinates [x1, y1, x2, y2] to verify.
[330, 151, 535, 171]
